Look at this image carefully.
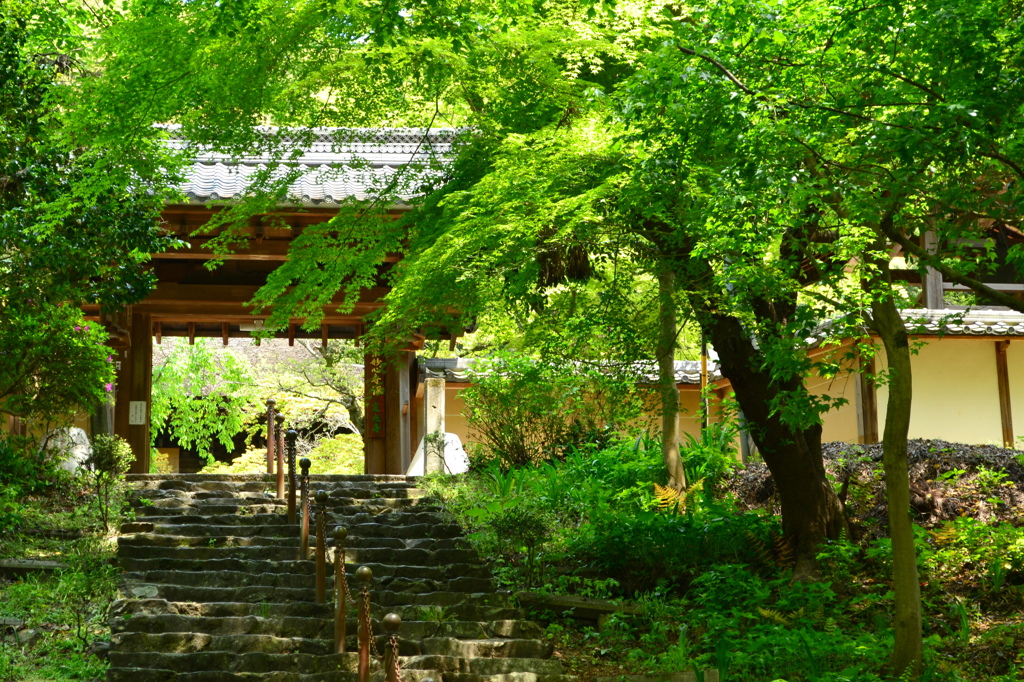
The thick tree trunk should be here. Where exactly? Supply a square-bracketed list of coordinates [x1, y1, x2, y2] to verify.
[657, 268, 686, 490]
[870, 283, 923, 679]
[704, 311, 847, 577]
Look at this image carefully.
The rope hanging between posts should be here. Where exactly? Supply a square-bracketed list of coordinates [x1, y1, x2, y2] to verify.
[334, 526, 349, 653]
[356, 566, 372, 682]
[265, 399, 276, 474]
[275, 413, 285, 500]
[298, 457, 311, 560]
[314, 490, 328, 603]
[286, 429, 298, 523]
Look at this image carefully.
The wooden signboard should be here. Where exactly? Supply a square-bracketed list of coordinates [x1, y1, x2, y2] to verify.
[364, 354, 386, 439]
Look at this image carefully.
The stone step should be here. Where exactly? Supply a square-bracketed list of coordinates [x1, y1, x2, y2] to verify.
[121, 569, 495, 595]
[112, 597, 524, 623]
[108, 651, 368, 675]
[112, 631, 332, 655]
[118, 557, 491, 580]
[120, 579, 510, 607]
[421, 638, 553, 659]
[108, 668, 443, 682]
[402, 655, 565, 677]
[111, 613, 539, 641]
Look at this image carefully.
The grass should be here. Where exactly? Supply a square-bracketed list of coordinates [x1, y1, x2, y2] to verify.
[0, 471, 121, 682]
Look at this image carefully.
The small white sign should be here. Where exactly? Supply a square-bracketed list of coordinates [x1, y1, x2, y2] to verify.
[129, 401, 148, 425]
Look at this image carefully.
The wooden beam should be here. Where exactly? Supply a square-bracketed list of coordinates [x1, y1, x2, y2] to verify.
[288, 324, 296, 347]
[322, 323, 329, 349]
[154, 321, 162, 345]
[188, 322, 195, 345]
[996, 340, 1014, 448]
[858, 350, 880, 444]
[222, 323, 229, 346]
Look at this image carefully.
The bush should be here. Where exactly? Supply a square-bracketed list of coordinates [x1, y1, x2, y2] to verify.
[461, 354, 643, 467]
[84, 435, 133, 532]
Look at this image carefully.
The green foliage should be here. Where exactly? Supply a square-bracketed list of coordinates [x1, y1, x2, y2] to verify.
[84, 435, 133, 532]
[462, 354, 644, 467]
[150, 340, 261, 464]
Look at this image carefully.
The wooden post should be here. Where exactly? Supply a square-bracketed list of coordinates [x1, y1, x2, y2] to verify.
[286, 430, 298, 523]
[266, 399, 276, 475]
[314, 491, 328, 603]
[996, 340, 1014, 449]
[275, 414, 285, 500]
[356, 566, 373, 682]
[858, 348, 880, 444]
[384, 353, 411, 475]
[334, 527, 348, 653]
[298, 457, 310, 559]
[127, 311, 152, 474]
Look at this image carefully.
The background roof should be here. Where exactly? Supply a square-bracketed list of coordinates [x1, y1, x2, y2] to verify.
[163, 126, 458, 206]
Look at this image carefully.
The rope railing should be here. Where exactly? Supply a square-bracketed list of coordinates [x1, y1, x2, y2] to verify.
[275, 413, 285, 500]
[327, 531, 417, 681]
[286, 429, 298, 523]
[314, 490, 328, 603]
[298, 457, 311, 560]
[265, 399, 277, 474]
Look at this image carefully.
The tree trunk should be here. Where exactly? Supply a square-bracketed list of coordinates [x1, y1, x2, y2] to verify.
[703, 310, 847, 578]
[869, 275, 923, 679]
[657, 268, 686, 490]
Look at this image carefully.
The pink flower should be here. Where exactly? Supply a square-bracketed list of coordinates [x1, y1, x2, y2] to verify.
[74, 326, 81, 331]
[105, 383, 113, 392]
[107, 355, 113, 362]
[84, 325, 90, 331]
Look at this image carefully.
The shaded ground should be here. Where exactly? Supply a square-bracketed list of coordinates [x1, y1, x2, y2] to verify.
[730, 439, 1024, 536]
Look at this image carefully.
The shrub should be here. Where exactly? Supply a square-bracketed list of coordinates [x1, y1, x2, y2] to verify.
[461, 354, 643, 467]
[84, 435, 133, 532]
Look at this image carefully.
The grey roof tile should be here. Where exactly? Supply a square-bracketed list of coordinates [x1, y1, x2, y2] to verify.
[163, 125, 458, 205]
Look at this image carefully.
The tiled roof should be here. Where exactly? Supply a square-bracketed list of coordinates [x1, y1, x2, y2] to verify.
[163, 126, 458, 206]
[902, 308, 1024, 336]
[420, 358, 722, 385]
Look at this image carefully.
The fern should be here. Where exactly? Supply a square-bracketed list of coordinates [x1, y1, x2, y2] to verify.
[654, 479, 705, 513]
[757, 607, 790, 626]
[772, 531, 795, 567]
[929, 524, 957, 545]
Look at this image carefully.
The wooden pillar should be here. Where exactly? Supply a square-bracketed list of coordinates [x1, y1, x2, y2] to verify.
[364, 354, 386, 475]
[857, 349, 880, 444]
[128, 312, 153, 473]
[384, 353, 411, 475]
[113, 309, 152, 473]
[424, 376, 446, 474]
[996, 340, 1014, 449]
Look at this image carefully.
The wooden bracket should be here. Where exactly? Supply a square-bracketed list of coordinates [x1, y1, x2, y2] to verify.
[222, 322, 230, 346]
[288, 323, 296, 347]
[322, 324, 329, 349]
[154, 321, 162, 345]
[188, 322, 196, 345]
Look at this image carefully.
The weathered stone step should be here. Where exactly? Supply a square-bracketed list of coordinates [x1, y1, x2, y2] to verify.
[109, 669, 440, 682]
[119, 557, 491, 581]
[121, 569, 494, 595]
[121, 579, 509, 608]
[112, 631, 331, 655]
[112, 597, 523, 623]
[118, 545, 302, 561]
[402, 655, 564, 676]
[131, 513, 291, 526]
[108, 650, 369, 675]
[421, 638, 553, 659]
[112, 613, 538, 641]
[126, 474, 418, 485]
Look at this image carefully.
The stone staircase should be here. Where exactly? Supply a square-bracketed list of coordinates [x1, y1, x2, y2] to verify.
[108, 474, 575, 682]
